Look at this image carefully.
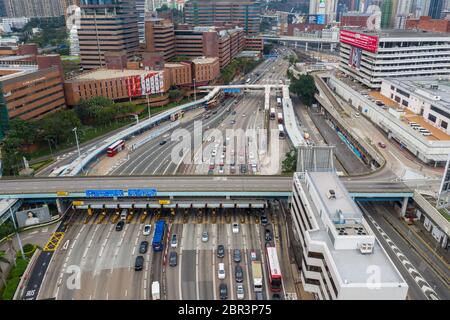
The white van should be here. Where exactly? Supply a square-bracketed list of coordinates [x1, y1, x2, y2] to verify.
[120, 209, 127, 220]
[218, 263, 226, 280]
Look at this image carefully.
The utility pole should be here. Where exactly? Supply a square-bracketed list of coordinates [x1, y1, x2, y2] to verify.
[147, 94, 151, 119]
[72, 127, 81, 158]
[193, 78, 197, 101]
[10, 207, 26, 260]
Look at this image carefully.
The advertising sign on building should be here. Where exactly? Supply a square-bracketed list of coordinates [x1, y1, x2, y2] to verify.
[15, 205, 51, 228]
[127, 72, 164, 97]
[340, 29, 379, 53]
[349, 46, 362, 69]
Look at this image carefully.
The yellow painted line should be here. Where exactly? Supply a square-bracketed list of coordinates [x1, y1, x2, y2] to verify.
[43, 232, 65, 252]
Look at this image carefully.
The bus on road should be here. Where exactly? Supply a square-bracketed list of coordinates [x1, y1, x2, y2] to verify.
[106, 140, 125, 157]
[266, 246, 282, 291]
[278, 124, 285, 139]
[270, 108, 276, 120]
[170, 110, 184, 121]
[277, 113, 283, 124]
[152, 219, 166, 251]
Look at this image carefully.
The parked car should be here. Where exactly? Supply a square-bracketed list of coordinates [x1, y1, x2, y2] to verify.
[143, 224, 151, 236]
[236, 284, 244, 300]
[171, 234, 178, 248]
[217, 245, 225, 258]
[139, 241, 149, 254]
[219, 283, 228, 300]
[265, 229, 272, 241]
[169, 251, 177, 267]
[233, 249, 241, 263]
[235, 265, 243, 282]
[134, 256, 144, 271]
[116, 220, 124, 231]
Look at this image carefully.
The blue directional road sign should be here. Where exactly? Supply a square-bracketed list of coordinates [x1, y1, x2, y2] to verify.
[85, 189, 124, 197]
[223, 88, 241, 93]
[127, 188, 157, 197]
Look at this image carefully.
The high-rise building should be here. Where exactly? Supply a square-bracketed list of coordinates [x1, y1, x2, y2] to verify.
[184, 0, 261, 35]
[78, 0, 139, 70]
[136, 0, 147, 42]
[144, 18, 176, 61]
[380, 0, 393, 28]
[339, 29, 450, 89]
[2, 0, 64, 17]
[429, 0, 444, 19]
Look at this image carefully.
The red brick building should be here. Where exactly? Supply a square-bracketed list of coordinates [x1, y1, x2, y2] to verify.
[405, 16, 450, 33]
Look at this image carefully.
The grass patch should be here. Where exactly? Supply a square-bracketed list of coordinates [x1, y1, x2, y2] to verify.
[29, 158, 54, 171]
[437, 208, 450, 222]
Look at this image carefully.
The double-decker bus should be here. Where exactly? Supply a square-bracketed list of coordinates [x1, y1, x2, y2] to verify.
[152, 219, 166, 251]
[270, 108, 276, 120]
[278, 124, 285, 139]
[265, 246, 282, 291]
[277, 113, 283, 124]
[106, 140, 125, 157]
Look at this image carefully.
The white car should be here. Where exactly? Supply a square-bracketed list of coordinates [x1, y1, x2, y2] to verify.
[219, 166, 224, 174]
[143, 224, 152, 236]
[232, 223, 239, 234]
[202, 231, 209, 242]
[211, 149, 217, 157]
[236, 284, 244, 300]
[171, 234, 178, 248]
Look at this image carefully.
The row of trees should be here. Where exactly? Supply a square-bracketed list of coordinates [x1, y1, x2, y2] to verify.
[289, 74, 317, 106]
[220, 57, 261, 84]
[21, 17, 69, 55]
[0, 97, 139, 176]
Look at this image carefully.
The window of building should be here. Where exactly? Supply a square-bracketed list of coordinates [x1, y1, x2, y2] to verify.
[402, 100, 409, 107]
[428, 114, 437, 123]
[441, 120, 448, 129]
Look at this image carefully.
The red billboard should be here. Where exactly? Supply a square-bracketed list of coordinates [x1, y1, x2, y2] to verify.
[340, 29, 379, 53]
[126, 72, 165, 97]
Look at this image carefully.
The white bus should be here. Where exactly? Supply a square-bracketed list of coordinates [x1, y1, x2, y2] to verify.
[278, 124, 285, 139]
[270, 108, 276, 120]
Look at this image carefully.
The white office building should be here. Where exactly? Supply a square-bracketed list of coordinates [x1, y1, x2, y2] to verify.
[381, 77, 450, 136]
[290, 171, 408, 300]
[339, 29, 450, 89]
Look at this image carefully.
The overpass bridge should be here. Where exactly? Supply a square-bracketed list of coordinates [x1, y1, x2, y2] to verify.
[0, 176, 413, 200]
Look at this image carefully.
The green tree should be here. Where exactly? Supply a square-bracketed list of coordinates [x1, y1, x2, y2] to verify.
[38, 109, 81, 146]
[289, 74, 317, 106]
[0, 250, 10, 287]
[282, 149, 298, 173]
[7, 119, 37, 145]
[169, 89, 183, 100]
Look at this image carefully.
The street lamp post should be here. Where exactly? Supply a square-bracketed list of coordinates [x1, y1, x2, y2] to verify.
[9, 207, 26, 261]
[46, 138, 53, 157]
[146, 94, 151, 119]
[72, 127, 81, 158]
[193, 78, 197, 101]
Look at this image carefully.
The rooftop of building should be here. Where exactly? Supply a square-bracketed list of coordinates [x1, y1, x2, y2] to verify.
[294, 172, 407, 285]
[0, 64, 38, 81]
[192, 57, 218, 64]
[164, 61, 191, 68]
[342, 28, 450, 39]
[67, 68, 162, 81]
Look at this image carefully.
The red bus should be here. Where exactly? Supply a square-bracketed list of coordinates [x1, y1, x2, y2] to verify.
[277, 113, 283, 124]
[266, 246, 282, 291]
[106, 140, 125, 157]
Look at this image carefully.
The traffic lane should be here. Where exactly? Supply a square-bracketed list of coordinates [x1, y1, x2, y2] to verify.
[361, 204, 426, 300]
[198, 224, 214, 300]
[139, 99, 235, 175]
[180, 223, 196, 299]
[166, 223, 182, 300]
[365, 203, 449, 300]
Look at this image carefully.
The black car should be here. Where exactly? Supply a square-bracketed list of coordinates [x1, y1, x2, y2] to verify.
[139, 241, 149, 254]
[217, 245, 225, 258]
[212, 110, 217, 114]
[116, 220, 124, 231]
[272, 293, 281, 300]
[134, 256, 144, 271]
[240, 164, 247, 174]
[233, 249, 241, 263]
[159, 140, 167, 146]
[235, 265, 243, 283]
[169, 251, 177, 267]
[261, 216, 268, 225]
[265, 229, 272, 242]
[219, 283, 228, 300]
